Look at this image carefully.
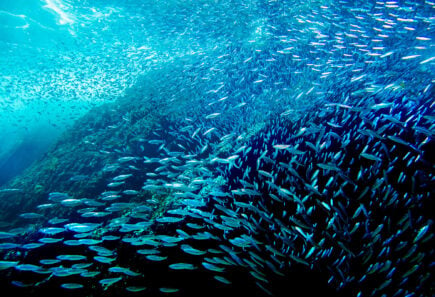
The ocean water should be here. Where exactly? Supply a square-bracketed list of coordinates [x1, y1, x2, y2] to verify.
[0, 0, 433, 296]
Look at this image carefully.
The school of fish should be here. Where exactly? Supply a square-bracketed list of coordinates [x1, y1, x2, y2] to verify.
[0, 0, 433, 296]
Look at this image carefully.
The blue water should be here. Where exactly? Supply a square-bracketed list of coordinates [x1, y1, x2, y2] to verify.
[0, 0, 434, 296]
[0, 0, 171, 170]
[1, 0, 433, 171]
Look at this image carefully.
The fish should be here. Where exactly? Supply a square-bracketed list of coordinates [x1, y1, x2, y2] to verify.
[39, 259, 61, 265]
[112, 174, 133, 181]
[214, 275, 232, 284]
[126, 286, 147, 292]
[159, 288, 179, 293]
[205, 113, 221, 119]
[19, 212, 44, 219]
[15, 264, 44, 272]
[48, 192, 70, 202]
[22, 243, 45, 249]
[0, 243, 21, 249]
[168, 263, 196, 270]
[39, 227, 65, 235]
[60, 283, 84, 289]
[99, 277, 123, 287]
[64, 223, 100, 233]
[0, 261, 19, 270]
[0, 232, 17, 239]
[180, 244, 207, 256]
[94, 256, 116, 264]
[108, 266, 141, 276]
[56, 255, 87, 261]
[202, 262, 225, 272]
[145, 255, 167, 262]
[413, 225, 430, 243]
[60, 199, 83, 207]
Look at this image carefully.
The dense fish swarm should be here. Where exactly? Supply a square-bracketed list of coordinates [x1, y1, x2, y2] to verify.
[1, 90, 433, 297]
[0, 0, 434, 296]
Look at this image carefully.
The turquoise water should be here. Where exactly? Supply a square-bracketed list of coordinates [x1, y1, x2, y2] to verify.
[0, 1, 434, 296]
[1, 0, 161, 162]
[1, 1, 433, 177]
